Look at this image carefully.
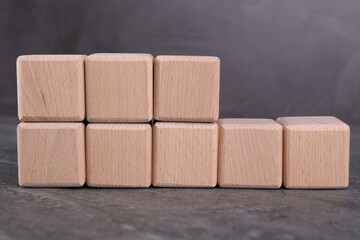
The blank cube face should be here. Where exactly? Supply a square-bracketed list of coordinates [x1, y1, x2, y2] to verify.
[218, 119, 283, 188]
[86, 124, 152, 187]
[86, 54, 153, 122]
[153, 122, 218, 187]
[17, 55, 85, 121]
[17, 123, 85, 187]
[277, 116, 350, 189]
[154, 56, 220, 122]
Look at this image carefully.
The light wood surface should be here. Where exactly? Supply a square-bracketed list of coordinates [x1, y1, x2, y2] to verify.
[277, 116, 350, 189]
[86, 123, 152, 187]
[218, 119, 283, 188]
[17, 122, 85, 187]
[86, 54, 153, 122]
[153, 122, 218, 187]
[17, 55, 85, 121]
[154, 55, 220, 122]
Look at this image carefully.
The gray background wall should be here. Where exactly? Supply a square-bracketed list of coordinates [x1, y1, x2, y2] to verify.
[1, 0, 359, 123]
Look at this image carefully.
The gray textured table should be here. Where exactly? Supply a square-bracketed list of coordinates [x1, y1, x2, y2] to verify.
[1, 117, 359, 240]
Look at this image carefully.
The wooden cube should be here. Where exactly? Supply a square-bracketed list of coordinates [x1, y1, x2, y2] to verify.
[17, 123, 85, 187]
[154, 56, 220, 122]
[218, 119, 283, 188]
[17, 55, 85, 121]
[277, 116, 350, 189]
[85, 54, 153, 122]
[86, 124, 152, 187]
[153, 122, 218, 187]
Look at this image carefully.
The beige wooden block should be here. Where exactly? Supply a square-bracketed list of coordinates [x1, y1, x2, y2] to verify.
[218, 119, 283, 188]
[86, 124, 152, 187]
[277, 116, 350, 189]
[86, 54, 153, 122]
[154, 56, 220, 122]
[17, 122, 85, 187]
[153, 122, 218, 187]
[17, 55, 85, 121]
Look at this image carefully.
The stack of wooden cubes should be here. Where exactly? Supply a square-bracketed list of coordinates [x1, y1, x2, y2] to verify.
[153, 56, 220, 187]
[17, 54, 350, 189]
[17, 55, 86, 187]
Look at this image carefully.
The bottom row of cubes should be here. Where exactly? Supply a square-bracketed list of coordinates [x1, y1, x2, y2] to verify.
[17, 117, 350, 189]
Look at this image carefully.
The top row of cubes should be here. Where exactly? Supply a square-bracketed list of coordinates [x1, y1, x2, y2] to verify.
[17, 54, 220, 122]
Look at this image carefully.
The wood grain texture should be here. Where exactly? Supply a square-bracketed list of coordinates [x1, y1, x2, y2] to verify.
[86, 54, 153, 122]
[154, 55, 220, 122]
[218, 119, 283, 188]
[17, 122, 85, 187]
[277, 116, 350, 189]
[153, 122, 218, 187]
[17, 55, 85, 121]
[86, 123, 152, 187]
